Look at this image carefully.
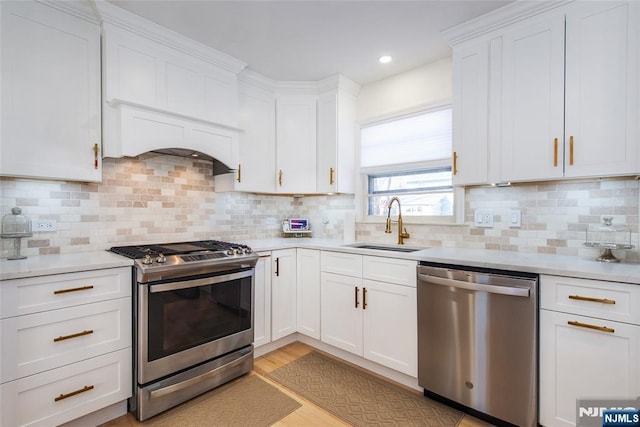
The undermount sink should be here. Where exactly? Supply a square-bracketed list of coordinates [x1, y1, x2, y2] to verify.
[342, 243, 427, 253]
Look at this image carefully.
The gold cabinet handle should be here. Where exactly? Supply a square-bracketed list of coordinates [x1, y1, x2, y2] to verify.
[275, 257, 280, 277]
[236, 164, 241, 183]
[568, 320, 614, 334]
[54, 385, 94, 402]
[93, 143, 100, 169]
[568, 295, 616, 305]
[354, 286, 359, 308]
[329, 167, 335, 185]
[53, 285, 94, 295]
[453, 151, 458, 175]
[278, 170, 283, 187]
[53, 330, 94, 342]
[569, 135, 574, 165]
[553, 138, 558, 167]
[363, 287, 367, 310]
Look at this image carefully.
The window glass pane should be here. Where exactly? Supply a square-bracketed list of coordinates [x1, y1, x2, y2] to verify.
[370, 169, 452, 194]
[361, 108, 452, 168]
[368, 193, 453, 217]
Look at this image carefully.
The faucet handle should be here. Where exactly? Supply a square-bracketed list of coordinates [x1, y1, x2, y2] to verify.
[402, 228, 410, 238]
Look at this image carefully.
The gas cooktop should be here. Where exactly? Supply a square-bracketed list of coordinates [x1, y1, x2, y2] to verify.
[109, 240, 257, 282]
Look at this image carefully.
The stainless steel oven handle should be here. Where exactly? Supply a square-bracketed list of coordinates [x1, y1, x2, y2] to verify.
[418, 273, 530, 297]
[148, 352, 251, 399]
[149, 270, 254, 293]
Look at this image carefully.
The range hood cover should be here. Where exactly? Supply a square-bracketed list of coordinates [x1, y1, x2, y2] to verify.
[151, 148, 234, 175]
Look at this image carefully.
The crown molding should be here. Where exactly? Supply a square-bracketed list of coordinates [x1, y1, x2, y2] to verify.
[442, 0, 574, 46]
[317, 74, 361, 97]
[92, 0, 247, 74]
[238, 69, 277, 92]
[38, 0, 99, 24]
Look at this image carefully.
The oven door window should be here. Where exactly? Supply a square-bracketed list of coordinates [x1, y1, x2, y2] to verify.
[146, 272, 252, 361]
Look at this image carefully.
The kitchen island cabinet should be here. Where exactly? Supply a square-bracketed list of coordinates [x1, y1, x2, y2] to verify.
[539, 275, 640, 427]
[0, 0, 102, 182]
[320, 251, 417, 377]
[0, 267, 132, 427]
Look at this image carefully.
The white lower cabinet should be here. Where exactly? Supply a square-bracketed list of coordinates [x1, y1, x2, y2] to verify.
[539, 275, 640, 427]
[320, 251, 417, 377]
[271, 248, 297, 340]
[296, 249, 321, 340]
[0, 267, 132, 427]
[253, 252, 272, 348]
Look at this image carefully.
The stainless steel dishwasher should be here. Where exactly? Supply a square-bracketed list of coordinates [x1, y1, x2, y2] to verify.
[417, 263, 538, 427]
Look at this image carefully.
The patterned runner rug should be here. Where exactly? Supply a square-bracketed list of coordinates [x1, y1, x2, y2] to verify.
[268, 351, 463, 426]
[144, 374, 301, 426]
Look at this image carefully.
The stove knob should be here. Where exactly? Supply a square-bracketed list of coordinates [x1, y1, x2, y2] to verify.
[156, 253, 166, 264]
[142, 255, 153, 265]
[234, 247, 243, 255]
[226, 248, 235, 256]
[244, 247, 253, 254]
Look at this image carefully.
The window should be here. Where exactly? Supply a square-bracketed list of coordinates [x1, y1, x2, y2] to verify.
[360, 107, 455, 221]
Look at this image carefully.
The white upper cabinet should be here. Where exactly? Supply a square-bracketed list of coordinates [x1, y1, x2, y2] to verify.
[451, 40, 491, 186]
[316, 76, 360, 194]
[563, 1, 639, 178]
[275, 93, 317, 194]
[501, 1, 639, 182]
[501, 12, 566, 182]
[446, 0, 639, 185]
[216, 73, 276, 193]
[0, 1, 102, 182]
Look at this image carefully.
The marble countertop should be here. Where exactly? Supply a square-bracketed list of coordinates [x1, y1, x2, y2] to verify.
[2, 238, 639, 284]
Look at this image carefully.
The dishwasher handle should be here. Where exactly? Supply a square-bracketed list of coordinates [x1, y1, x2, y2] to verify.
[418, 273, 530, 298]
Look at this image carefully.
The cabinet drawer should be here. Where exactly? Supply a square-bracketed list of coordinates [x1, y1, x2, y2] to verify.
[321, 251, 362, 277]
[1, 348, 132, 427]
[1, 267, 132, 318]
[1, 298, 132, 383]
[363, 256, 417, 287]
[540, 275, 640, 325]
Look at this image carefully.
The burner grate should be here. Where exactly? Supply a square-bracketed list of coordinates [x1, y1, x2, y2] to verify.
[109, 240, 248, 259]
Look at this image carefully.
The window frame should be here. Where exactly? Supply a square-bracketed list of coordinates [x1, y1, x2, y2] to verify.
[357, 103, 464, 225]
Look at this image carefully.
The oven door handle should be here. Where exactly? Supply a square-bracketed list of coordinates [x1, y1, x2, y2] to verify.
[148, 351, 252, 399]
[149, 270, 253, 293]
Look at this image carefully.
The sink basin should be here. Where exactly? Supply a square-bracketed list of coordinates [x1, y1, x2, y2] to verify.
[342, 243, 426, 253]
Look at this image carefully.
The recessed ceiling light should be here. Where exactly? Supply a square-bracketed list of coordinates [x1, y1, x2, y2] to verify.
[379, 55, 392, 64]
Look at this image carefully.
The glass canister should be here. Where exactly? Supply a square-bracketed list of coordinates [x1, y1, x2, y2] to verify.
[583, 216, 634, 262]
[1, 207, 33, 260]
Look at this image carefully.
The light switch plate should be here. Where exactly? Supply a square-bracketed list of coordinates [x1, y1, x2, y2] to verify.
[474, 209, 494, 228]
[509, 209, 522, 228]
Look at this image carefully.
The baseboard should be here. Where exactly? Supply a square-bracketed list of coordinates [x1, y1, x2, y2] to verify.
[59, 401, 128, 427]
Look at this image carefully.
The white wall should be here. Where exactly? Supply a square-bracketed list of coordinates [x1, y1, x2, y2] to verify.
[356, 57, 452, 123]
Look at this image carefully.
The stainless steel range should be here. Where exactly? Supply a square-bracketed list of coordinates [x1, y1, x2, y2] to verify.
[110, 240, 258, 421]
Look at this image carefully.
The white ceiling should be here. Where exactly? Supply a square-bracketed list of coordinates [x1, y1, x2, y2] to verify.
[107, 0, 513, 85]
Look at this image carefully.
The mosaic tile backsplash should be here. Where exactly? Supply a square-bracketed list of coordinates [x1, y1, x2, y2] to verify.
[1, 154, 638, 262]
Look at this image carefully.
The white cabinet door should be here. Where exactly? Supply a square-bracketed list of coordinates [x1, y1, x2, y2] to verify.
[296, 249, 321, 339]
[451, 40, 491, 186]
[253, 253, 272, 348]
[501, 12, 566, 182]
[0, 1, 101, 182]
[275, 94, 317, 193]
[564, 1, 639, 178]
[271, 249, 297, 340]
[316, 89, 357, 194]
[362, 280, 417, 377]
[540, 310, 640, 427]
[320, 272, 363, 355]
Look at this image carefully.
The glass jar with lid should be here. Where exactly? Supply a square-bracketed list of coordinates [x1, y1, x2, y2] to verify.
[583, 216, 634, 262]
[1, 207, 32, 260]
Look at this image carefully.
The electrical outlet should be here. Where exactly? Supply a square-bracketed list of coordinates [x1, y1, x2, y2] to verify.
[33, 220, 57, 232]
[474, 209, 494, 228]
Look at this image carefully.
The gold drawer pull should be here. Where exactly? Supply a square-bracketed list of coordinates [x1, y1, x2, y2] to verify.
[53, 330, 94, 342]
[569, 135, 574, 165]
[568, 295, 616, 305]
[568, 320, 614, 334]
[329, 167, 335, 185]
[453, 151, 458, 175]
[53, 285, 94, 295]
[54, 385, 94, 402]
[553, 138, 558, 167]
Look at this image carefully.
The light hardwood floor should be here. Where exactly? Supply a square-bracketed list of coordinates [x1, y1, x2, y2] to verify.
[101, 342, 494, 427]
